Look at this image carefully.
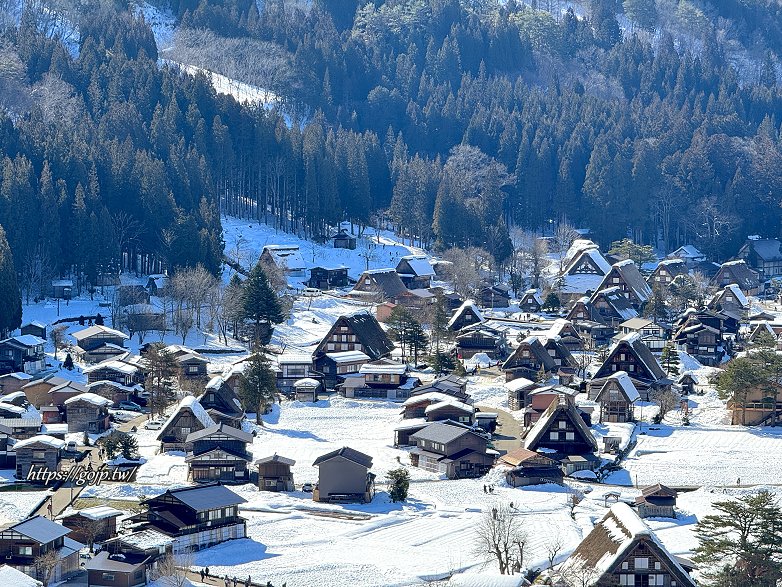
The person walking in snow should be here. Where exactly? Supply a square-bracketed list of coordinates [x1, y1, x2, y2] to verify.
[224, 577, 230, 587]
[200, 569, 205, 582]
[205, 567, 210, 578]
[245, 576, 251, 587]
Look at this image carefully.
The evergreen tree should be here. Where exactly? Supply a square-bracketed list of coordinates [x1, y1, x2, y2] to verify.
[407, 319, 429, 366]
[386, 468, 411, 502]
[0, 225, 22, 337]
[238, 352, 277, 425]
[242, 262, 285, 347]
[694, 491, 782, 586]
[63, 353, 74, 370]
[141, 344, 179, 418]
[660, 343, 679, 377]
[544, 292, 560, 312]
[119, 434, 139, 460]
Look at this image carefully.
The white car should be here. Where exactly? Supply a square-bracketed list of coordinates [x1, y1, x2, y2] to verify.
[143, 420, 163, 430]
[301, 288, 320, 297]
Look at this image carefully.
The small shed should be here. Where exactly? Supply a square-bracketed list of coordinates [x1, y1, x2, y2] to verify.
[84, 550, 149, 587]
[21, 322, 47, 340]
[293, 378, 320, 402]
[51, 279, 73, 300]
[635, 483, 678, 518]
[256, 453, 296, 492]
[331, 228, 357, 250]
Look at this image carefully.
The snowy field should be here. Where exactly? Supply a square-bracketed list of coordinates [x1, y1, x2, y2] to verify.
[0, 489, 49, 524]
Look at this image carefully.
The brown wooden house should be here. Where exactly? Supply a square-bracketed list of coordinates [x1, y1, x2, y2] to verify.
[0, 516, 82, 584]
[595, 371, 639, 423]
[502, 336, 555, 381]
[447, 300, 483, 332]
[185, 423, 252, 484]
[711, 259, 760, 295]
[71, 325, 129, 352]
[84, 550, 149, 587]
[596, 260, 653, 308]
[409, 422, 494, 479]
[455, 325, 506, 360]
[589, 287, 639, 327]
[256, 454, 295, 492]
[312, 447, 375, 503]
[198, 376, 245, 427]
[522, 395, 597, 467]
[589, 333, 672, 401]
[63, 393, 112, 433]
[59, 506, 123, 547]
[14, 434, 64, 481]
[647, 258, 688, 288]
[519, 289, 544, 313]
[561, 503, 695, 586]
[0, 336, 46, 375]
[395, 255, 435, 289]
[307, 266, 350, 289]
[331, 228, 357, 249]
[156, 395, 216, 452]
[500, 448, 564, 487]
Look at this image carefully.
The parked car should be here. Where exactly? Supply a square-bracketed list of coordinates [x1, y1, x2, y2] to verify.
[144, 420, 163, 430]
[117, 401, 143, 412]
[302, 288, 320, 297]
[301, 483, 314, 492]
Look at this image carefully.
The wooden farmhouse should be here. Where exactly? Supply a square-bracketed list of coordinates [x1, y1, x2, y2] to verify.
[307, 266, 350, 289]
[84, 550, 150, 587]
[502, 336, 555, 381]
[738, 236, 782, 279]
[522, 395, 598, 473]
[455, 325, 506, 359]
[275, 352, 317, 395]
[164, 345, 209, 380]
[646, 258, 688, 288]
[63, 393, 112, 433]
[0, 516, 82, 584]
[315, 350, 370, 390]
[185, 423, 253, 484]
[595, 260, 653, 308]
[615, 317, 666, 351]
[711, 259, 760, 295]
[0, 371, 33, 395]
[557, 239, 612, 303]
[447, 300, 484, 332]
[198, 376, 245, 427]
[707, 283, 748, 316]
[589, 333, 672, 401]
[561, 503, 696, 586]
[589, 287, 639, 326]
[14, 435, 64, 481]
[672, 311, 727, 367]
[19, 321, 45, 340]
[339, 359, 419, 400]
[256, 454, 295, 492]
[479, 284, 511, 308]
[518, 289, 544, 313]
[21, 376, 86, 409]
[409, 422, 494, 479]
[668, 244, 706, 267]
[260, 245, 306, 276]
[505, 377, 537, 412]
[71, 325, 129, 352]
[0, 335, 46, 375]
[313, 314, 394, 380]
[59, 506, 123, 547]
[156, 395, 216, 452]
[131, 484, 247, 553]
[331, 228, 357, 250]
[395, 255, 435, 289]
[312, 447, 375, 504]
[594, 371, 639, 423]
[83, 353, 145, 387]
[501, 447, 564, 487]
[350, 268, 408, 302]
[521, 384, 580, 427]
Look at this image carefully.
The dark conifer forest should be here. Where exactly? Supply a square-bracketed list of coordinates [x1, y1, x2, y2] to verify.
[1, 0, 782, 287]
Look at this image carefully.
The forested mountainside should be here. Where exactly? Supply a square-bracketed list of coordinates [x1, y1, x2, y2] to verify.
[1, 0, 782, 288]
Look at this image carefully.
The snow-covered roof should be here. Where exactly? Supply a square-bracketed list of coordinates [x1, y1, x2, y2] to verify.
[447, 299, 483, 329]
[293, 377, 320, 388]
[71, 325, 129, 341]
[64, 392, 113, 407]
[13, 435, 65, 450]
[669, 244, 704, 259]
[723, 283, 749, 307]
[398, 255, 435, 277]
[262, 245, 306, 270]
[70, 506, 123, 520]
[0, 564, 42, 587]
[402, 391, 452, 406]
[161, 395, 215, 433]
[117, 529, 175, 549]
[563, 502, 694, 585]
[597, 371, 640, 403]
[276, 353, 313, 365]
[83, 359, 139, 375]
[86, 380, 142, 393]
[562, 239, 600, 268]
[5, 335, 45, 347]
[559, 273, 605, 295]
[325, 350, 371, 364]
[425, 399, 474, 415]
[1, 391, 27, 404]
[0, 372, 32, 381]
[504, 378, 535, 393]
[449, 573, 529, 587]
[359, 361, 407, 375]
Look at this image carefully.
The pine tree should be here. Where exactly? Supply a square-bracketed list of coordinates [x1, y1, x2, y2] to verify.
[0, 224, 22, 337]
[660, 343, 679, 377]
[242, 262, 284, 347]
[238, 352, 277, 425]
[63, 353, 74, 370]
[407, 320, 429, 366]
[694, 491, 782, 586]
[141, 344, 179, 418]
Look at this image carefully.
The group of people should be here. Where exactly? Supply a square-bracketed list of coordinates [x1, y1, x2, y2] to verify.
[198, 568, 251, 587]
[483, 484, 496, 493]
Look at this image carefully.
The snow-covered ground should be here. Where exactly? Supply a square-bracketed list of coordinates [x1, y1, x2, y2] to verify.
[0, 488, 49, 524]
[163, 61, 281, 108]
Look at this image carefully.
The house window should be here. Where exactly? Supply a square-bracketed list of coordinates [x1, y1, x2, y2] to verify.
[181, 428, 191, 435]
[649, 575, 667, 586]
[558, 421, 567, 429]
[187, 365, 200, 374]
[655, 562, 661, 570]
[264, 480, 276, 487]
[32, 450, 45, 459]
[622, 562, 629, 570]
[619, 575, 633, 586]
[635, 557, 649, 570]
[566, 432, 575, 441]
[102, 574, 115, 581]
[19, 546, 32, 556]
[549, 432, 558, 441]
[612, 277, 620, 283]
[327, 343, 335, 351]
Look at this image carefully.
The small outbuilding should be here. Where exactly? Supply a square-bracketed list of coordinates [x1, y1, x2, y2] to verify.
[256, 454, 296, 492]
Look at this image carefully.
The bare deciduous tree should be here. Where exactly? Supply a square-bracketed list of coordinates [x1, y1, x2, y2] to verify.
[442, 247, 485, 299]
[34, 548, 61, 586]
[50, 324, 67, 361]
[558, 556, 601, 587]
[651, 386, 681, 420]
[111, 211, 142, 270]
[545, 531, 565, 569]
[553, 222, 580, 272]
[473, 504, 528, 576]
[152, 552, 193, 587]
